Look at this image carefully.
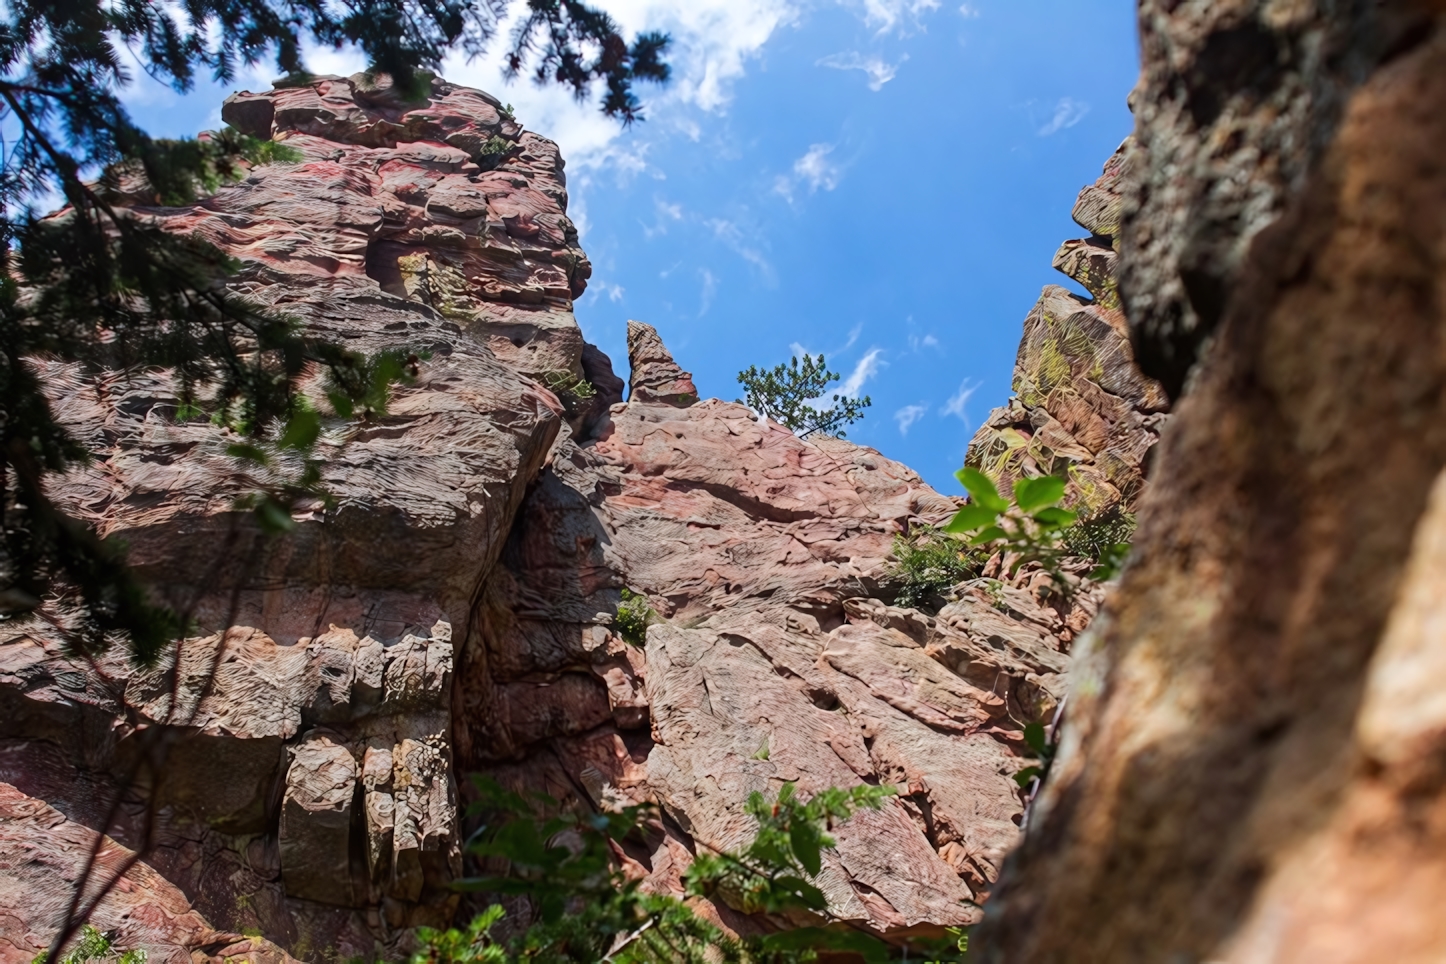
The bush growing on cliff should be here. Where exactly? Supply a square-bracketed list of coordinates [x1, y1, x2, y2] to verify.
[737, 354, 871, 439]
[413, 779, 961, 963]
[32, 925, 146, 964]
[887, 526, 981, 610]
[1060, 505, 1136, 581]
[613, 588, 655, 647]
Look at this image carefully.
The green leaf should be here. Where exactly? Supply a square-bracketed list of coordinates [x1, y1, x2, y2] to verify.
[225, 442, 270, 466]
[1014, 475, 1066, 513]
[1013, 765, 1042, 788]
[326, 389, 355, 419]
[1023, 721, 1048, 757]
[254, 497, 295, 534]
[773, 875, 829, 910]
[1032, 506, 1079, 529]
[955, 466, 1008, 511]
[944, 504, 1000, 534]
[790, 820, 823, 876]
[968, 525, 1008, 546]
[278, 406, 321, 451]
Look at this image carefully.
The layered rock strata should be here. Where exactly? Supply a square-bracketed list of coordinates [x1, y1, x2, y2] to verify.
[0, 75, 1145, 962]
[977, 6, 1446, 963]
[967, 141, 1168, 515]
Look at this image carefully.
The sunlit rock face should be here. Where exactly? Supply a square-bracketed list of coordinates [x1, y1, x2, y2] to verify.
[967, 139, 1169, 519]
[976, 6, 1446, 964]
[0, 74, 1166, 962]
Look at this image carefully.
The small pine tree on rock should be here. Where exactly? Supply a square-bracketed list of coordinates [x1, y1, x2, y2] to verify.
[737, 353, 871, 439]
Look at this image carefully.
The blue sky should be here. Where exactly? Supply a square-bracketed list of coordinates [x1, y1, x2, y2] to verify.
[121, 0, 1140, 494]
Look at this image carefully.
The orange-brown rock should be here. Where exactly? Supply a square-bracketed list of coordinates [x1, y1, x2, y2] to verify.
[977, 6, 1446, 963]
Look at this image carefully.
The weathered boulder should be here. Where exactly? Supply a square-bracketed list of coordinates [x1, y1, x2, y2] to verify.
[977, 6, 1446, 963]
[1, 72, 575, 959]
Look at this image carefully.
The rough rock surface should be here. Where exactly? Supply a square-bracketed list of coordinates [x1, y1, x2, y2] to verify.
[977, 7, 1446, 963]
[1121, 0, 1438, 395]
[0, 75, 1145, 959]
[2, 73, 573, 959]
[967, 140, 1168, 515]
[625, 320, 698, 405]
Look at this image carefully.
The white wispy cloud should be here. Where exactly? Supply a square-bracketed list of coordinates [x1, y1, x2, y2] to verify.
[775, 143, 844, 202]
[942, 379, 980, 422]
[592, 281, 626, 303]
[643, 198, 685, 237]
[1038, 97, 1090, 136]
[699, 268, 718, 315]
[838, 348, 885, 397]
[895, 403, 928, 435]
[707, 218, 773, 279]
[795, 143, 841, 191]
[860, 0, 941, 34]
[908, 332, 940, 352]
[816, 51, 906, 91]
[958, 3, 980, 17]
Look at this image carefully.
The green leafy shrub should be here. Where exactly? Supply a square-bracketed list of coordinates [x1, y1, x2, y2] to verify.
[1060, 505, 1136, 581]
[737, 353, 871, 439]
[945, 469, 1078, 591]
[477, 135, 514, 169]
[887, 526, 980, 610]
[244, 137, 304, 166]
[541, 371, 598, 417]
[614, 588, 655, 647]
[34, 925, 147, 964]
[412, 779, 960, 963]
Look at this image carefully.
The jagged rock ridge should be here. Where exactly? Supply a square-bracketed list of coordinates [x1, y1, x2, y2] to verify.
[967, 139, 1168, 518]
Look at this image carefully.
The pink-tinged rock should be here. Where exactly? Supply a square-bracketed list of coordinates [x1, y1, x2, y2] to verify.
[467, 385, 1088, 934]
[4, 71, 1171, 958]
[0, 782, 294, 964]
[626, 321, 698, 405]
[2, 73, 583, 955]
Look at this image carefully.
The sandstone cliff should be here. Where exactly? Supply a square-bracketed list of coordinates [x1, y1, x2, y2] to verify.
[977, 4, 1446, 963]
[0, 75, 1142, 961]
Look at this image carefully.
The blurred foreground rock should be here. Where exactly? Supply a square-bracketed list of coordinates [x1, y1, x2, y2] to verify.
[977, 5, 1446, 963]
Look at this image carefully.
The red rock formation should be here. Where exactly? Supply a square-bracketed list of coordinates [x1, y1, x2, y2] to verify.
[0, 74, 1093, 959]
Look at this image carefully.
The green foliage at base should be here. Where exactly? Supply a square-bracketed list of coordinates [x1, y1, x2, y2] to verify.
[34, 926, 147, 964]
[887, 526, 981, 610]
[938, 469, 1138, 598]
[413, 779, 964, 963]
[614, 588, 656, 647]
[737, 354, 871, 439]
